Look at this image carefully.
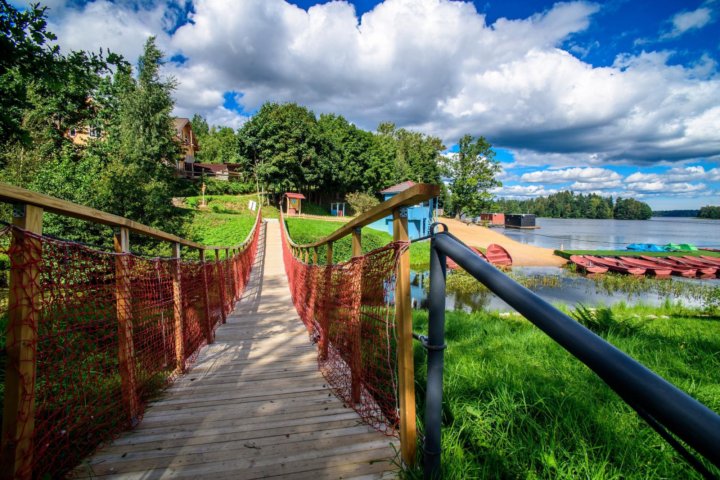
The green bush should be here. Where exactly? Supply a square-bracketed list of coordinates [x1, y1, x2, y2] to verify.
[346, 191, 380, 215]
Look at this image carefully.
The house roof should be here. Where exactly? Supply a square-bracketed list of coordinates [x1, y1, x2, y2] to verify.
[174, 117, 190, 131]
[193, 163, 228, 173]
[285, 193, 306, 200]
[380, 180, 416, 194]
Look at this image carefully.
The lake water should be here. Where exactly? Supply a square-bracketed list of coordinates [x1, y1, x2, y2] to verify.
[499, 217, 720, 251]
[410, 267, 718, 313]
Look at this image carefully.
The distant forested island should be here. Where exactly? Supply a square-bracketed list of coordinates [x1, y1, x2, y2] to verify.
[652, 210, 699, 217]
[652, 207, 720, 219]
[495, 191, 653, 220]
[699, 206, 720, 219]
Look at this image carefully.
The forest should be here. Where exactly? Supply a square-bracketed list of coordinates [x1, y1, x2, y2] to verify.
[495, 191, 653, 220]
[699, 206, 720, 219]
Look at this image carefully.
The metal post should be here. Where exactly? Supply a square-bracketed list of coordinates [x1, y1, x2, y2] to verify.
[425, 236, 447, 479]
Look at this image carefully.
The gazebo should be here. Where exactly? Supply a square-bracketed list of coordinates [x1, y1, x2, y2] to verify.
[284, 192, 306, 216]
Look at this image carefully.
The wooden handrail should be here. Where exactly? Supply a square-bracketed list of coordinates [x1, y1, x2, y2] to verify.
[280, 182, 440, 469]
[0, 182, 261, 252]
[283, 183, 440, 249]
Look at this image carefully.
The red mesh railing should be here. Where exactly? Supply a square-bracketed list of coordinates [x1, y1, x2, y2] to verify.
[0, 210, 261, 478]
[280, 218, 408, 436]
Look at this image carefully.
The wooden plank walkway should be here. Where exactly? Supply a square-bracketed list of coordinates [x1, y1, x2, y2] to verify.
[73, 219, 398, 479]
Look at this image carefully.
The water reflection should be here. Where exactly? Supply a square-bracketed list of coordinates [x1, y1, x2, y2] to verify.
[412, 267, 714, 312]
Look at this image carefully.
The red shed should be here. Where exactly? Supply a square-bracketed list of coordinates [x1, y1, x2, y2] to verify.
[479, 213, 505, 226]
[285, 192, 306, 216]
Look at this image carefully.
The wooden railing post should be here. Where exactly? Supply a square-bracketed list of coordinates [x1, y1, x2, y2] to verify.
[1, 204, 43, 480]
[227, 248, 237, 302]
[312, 247, 318, 265]
[215, 250, 227, 324]
[171, 243, 185, 373]
[350, 228, 363, 404]
[113, 227, 140, 426]
[319, 242, 333, 360]
[393, 207, 417, 466]
[200, 249, 214, 343]
[352, 228, 362, 257]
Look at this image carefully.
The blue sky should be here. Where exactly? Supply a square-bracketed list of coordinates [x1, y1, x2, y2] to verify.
[25, 0, 720, 209]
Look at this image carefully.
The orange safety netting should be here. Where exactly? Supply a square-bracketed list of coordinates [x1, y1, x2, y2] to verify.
[280, 219, 408, 436]
[0, 212, 261, 479]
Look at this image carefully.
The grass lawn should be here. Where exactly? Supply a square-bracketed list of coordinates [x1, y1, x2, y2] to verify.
[285, 217, 430, 267]
[179, 194, 276, 255]
[408, 304, 720, 479]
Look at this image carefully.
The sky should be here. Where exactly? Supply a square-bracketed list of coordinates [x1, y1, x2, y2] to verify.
[17, 0, 720, 209]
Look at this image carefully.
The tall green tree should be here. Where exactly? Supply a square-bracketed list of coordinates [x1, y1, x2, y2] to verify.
[444, 135, 502, 218]
[238, 102, 331, 195]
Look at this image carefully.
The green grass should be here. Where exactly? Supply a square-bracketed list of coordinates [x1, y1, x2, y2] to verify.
[285, 217, 430, 267]
[178, 194, 277, 256]
[556, 249, 720, 259]
[408, 304, 720, 479]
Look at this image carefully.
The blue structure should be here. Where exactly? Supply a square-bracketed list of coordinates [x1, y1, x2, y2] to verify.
[368, 181, 437, 239]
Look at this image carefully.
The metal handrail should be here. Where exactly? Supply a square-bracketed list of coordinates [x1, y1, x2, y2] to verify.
[422, 227, 720, 478]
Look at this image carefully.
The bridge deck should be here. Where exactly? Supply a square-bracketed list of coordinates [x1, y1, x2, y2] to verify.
[73, 219, 398, 479]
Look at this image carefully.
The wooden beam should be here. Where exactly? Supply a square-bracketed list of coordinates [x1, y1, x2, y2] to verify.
[227, 248, 237, 302]
[171, 243, 185, 373]
[312, 247, 318, 265]
[0, 182, 204, 249]
[114, 227, 140, 426]
[393, 208, 417, 467]
[1, 204, 43, 480]
[285, 184, 440, 248]
[326, 243, 333, 265]
[0, 182, 263, 252]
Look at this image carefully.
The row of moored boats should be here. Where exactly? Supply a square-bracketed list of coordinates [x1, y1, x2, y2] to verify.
[570, 254, 720, 278]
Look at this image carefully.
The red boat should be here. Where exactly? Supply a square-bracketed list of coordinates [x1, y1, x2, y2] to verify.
[634, 256, 696, 277]
[618, 257, 672, 277]
[670, 257, 717, 276]
[681, 256, 720, 277]
[569, 255, 608, 274]
[584, 256, 645, 275]
[698, 255, 720, 266]
[447, 247, 487, 270]
[643, 256, 714, 277]
[486, 244, 513, 266]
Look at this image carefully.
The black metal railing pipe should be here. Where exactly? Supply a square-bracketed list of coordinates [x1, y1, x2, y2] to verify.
[432, 231, 720, 469]
[424, 237, 447, 479]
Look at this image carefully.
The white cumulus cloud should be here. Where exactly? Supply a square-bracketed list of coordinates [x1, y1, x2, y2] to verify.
[26, 0, 720, 169]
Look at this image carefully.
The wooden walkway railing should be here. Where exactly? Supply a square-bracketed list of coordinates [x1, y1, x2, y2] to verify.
[281, 184, 441, 467]
[0, 183, 261, 479]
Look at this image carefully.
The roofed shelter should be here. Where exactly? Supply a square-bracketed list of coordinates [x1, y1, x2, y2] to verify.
[285, 192, 306, 215]
[368, 181, 437, 239]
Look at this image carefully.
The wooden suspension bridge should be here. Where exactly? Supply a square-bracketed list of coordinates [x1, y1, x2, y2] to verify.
[0, 183, 439, 480]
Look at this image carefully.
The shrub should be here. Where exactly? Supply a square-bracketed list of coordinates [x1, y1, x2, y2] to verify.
[346, 192, 379, 215]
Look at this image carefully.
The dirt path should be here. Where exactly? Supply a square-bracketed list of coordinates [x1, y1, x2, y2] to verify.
[441, 218, 567, 267]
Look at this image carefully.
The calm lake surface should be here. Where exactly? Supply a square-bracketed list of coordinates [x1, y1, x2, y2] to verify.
[410, 267, 718, 312]
[500, 217, 720, 251]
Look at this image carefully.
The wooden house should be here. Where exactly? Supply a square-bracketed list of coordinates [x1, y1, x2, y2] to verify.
[174, 118, 199, 165]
